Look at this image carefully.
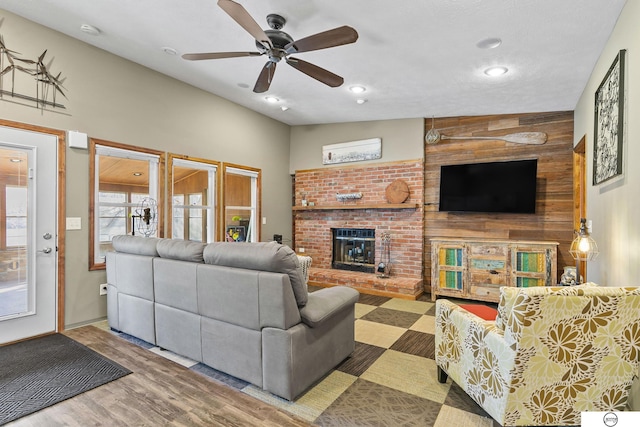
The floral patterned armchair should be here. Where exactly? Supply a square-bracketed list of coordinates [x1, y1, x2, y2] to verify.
[435, 285, 640, 426]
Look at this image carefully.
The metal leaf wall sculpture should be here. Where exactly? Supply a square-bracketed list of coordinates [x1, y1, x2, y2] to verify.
[0, 34, 66, 109]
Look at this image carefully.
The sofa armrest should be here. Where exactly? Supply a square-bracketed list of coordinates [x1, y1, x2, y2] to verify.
[299, 286, 359, 328]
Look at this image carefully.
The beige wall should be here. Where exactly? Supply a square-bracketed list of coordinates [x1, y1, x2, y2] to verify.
[0, 10, 292, 327]
[573, 1, 640, 409]
[289, 118, 423, 173]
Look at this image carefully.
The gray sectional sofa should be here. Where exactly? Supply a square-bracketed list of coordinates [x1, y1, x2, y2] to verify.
[106, 235, 359, 400]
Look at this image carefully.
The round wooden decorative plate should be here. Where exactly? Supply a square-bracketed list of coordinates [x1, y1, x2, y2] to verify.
[385, 179, 410, 204]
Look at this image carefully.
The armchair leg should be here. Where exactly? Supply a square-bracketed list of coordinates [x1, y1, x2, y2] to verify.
[437, 366, 448, 383]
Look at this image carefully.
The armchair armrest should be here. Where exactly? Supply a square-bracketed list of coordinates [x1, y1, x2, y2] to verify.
[299, 286, 359, 328]
[435, 299, 515, 424]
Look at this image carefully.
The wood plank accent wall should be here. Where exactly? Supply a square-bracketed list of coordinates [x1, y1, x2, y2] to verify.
[423, 111, 574, 291]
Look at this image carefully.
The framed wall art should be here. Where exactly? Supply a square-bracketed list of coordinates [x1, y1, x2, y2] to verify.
[322, 138, 381, 165]
[593, 49, 626, 185]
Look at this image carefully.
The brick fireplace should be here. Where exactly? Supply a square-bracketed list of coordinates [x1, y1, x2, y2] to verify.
[293, 159, 424, 299]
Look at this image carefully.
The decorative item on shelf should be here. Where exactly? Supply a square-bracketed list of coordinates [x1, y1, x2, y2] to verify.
[569, 218, 599, 284]
[560, 266, 582, 286]
[377, 232, 392, 278]
[385, 179, 410, 204]
[301, 193, 308, 206]
[336, 192, 362, 201]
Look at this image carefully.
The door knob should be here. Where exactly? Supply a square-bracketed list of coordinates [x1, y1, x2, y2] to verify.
[38, 247, 53, 254]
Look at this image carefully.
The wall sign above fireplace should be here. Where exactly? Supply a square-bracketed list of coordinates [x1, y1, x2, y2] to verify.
[322, 138, 381, 165]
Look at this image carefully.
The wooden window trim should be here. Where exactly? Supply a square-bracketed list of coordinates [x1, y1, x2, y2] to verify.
[167, 153, 220, 242]
[221, 162, 261, 242]
[89, 138, 165, 271]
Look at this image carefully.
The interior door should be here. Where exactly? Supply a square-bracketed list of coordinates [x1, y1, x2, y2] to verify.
[0, 126, 57, 344]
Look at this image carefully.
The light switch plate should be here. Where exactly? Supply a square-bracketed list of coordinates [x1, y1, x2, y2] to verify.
[66, 217, 82, 230]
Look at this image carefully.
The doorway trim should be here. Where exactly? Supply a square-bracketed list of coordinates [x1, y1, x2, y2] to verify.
[573, 135, 587, 281]
[0, 119, 66, 334]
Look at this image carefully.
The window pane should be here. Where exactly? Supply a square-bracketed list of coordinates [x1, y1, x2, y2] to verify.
[188, 208, 203, 241]
[99, 218, 126, 241]
[131, 193, 150, 204]
[99, 192, 126, 203]
[5, 187, 28, 247]
[172, 208, 185, 239]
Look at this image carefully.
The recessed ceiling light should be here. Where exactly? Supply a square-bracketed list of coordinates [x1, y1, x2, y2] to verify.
[161, 47, 178, 55]
[356, 99, 367, 104]
[484, 66, 508, 76]
[237, 83, 250, 89]
[265, 96, 279, 103]
[281, 106, 289, 111]
[349, 85, 366, 94]
[80, 24, 101, 36]
[476, 37, 502, 49]
[9, 158, 22, 163]
[133, 172, 143, 176]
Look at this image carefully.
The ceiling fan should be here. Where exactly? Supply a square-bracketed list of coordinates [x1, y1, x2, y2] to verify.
[182, 0, 358, 93]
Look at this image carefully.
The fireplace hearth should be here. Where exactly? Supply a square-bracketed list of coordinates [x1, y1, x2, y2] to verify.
[332, 228, 375, 273]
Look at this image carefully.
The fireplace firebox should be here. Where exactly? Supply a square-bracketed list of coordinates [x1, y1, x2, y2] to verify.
[332, 228, 375, 273]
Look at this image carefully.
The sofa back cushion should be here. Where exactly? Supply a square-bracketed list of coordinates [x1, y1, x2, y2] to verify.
[203, 242, 308, 307]
[157, 238, 206, 263]
[112, 235, 160, 257]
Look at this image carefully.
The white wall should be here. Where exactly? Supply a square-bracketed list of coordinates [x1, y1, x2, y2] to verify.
[573, 0, 640, 410]
[574, 0, 639, 287]
[0, 10, 292, 327]
[289, 118, 423, 173]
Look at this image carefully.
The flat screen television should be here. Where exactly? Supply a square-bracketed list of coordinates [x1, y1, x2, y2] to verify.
[439, 159, 538, 213]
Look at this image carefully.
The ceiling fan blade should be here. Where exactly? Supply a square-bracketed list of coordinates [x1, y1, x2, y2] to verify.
[285, 26, 358, 54]
[253, 61, 277, 93]
[286, 57, 343, 88]
[182, 51, 262, 61]
[218, 0, 272, 49]
[441, 132, 548, 145]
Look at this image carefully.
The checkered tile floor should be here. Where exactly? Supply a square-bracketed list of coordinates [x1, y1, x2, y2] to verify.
[101, 287, 497, 426]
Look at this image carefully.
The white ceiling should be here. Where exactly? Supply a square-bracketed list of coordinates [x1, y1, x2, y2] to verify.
[0, 0, 626, 126]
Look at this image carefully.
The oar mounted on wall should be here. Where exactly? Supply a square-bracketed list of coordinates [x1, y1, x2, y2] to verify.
[424, 118, 547, 145]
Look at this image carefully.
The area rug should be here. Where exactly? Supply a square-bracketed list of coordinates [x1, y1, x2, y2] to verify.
[0, 334, 131, 425]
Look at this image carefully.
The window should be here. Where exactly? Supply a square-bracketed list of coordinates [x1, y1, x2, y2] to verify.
[89, 139, 164, 270]
[168, 155, 219, 243]
[223, 164, 261, 242]
[5, 186, 28, 247]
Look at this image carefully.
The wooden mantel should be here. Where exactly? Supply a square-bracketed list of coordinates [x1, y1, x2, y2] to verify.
[292, 203, 419, 211]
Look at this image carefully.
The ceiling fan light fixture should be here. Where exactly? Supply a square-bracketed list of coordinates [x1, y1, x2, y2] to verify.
[476, 37, 502, 49]
[80, 24, 101, 36]
[484, 66, 508, 77]
[349, 85, 366, 94]
[265, 96, 279, 103]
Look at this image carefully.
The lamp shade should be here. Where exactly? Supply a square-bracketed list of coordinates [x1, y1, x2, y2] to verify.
[569, 218, 599, 261]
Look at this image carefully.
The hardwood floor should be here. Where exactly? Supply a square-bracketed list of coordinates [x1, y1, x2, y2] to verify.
[9, 326, 310, 427]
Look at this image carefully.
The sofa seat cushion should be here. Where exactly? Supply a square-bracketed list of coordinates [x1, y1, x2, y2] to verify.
[203, 242, 308, 307]
[112, 235, 160, 256]
[459, 304, 498, 321]
[157, 238, 206, 262]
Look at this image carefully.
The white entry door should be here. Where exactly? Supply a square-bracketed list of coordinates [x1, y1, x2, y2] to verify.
[0, 126, 57, 344]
